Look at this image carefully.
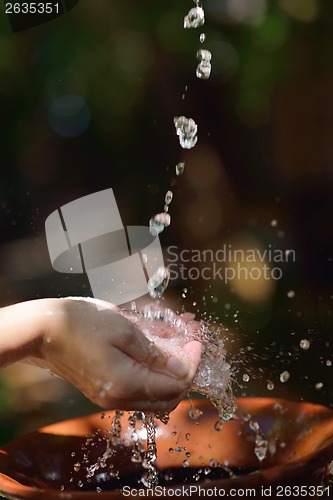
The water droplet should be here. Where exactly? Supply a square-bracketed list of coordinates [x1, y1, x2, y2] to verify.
[267, 381, 274, 391]
[149, 218, 164, 237]
[315, 382, 323, 390]
[185, 451, 191, 458]
[287, 290, 295, 299]
[148, 266, 170, 299]
[169, 447, 174, 453]
[183, 460, 190, 467]
[189, 408, 203, 420]
[71, 452, 76, 457]
[176, 162, 185, 175]
[165, 190, 173, 205]
[280, 370, 290, 383]
[174, 116, 198, 149]
[300, 339, 310, 350]
[242, 373, 250, 382]
[255, 443, 268, 462]
[249, 420, 259, 432]
[60, 485, 65, 491]
[200, 33, 206, 43]
[185, 433, 191, 440]
[214, 419, 223, 432]
[196, 60, 211, 80]
[149, 213, 171, 237]
[184, 6, 205, 29]
[74, 462, 81, 472]
[271, 219, 278, 227]
[142, 253, 148, 264]
[326, 360, 332, 366]
[197, 49, 212, 62]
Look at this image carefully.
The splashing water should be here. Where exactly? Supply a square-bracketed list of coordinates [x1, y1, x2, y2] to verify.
[125, 303, 236, 413]
[141, 414, 158, 488]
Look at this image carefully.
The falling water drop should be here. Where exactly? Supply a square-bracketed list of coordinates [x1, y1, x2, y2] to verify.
[176, 162, 185, 175]
[184, 6, 205, 29]
[300, 339, 310, 350]
[148, 266, 170, 299]
[280, 370, 290, 383]
[165, 190, 173, 205]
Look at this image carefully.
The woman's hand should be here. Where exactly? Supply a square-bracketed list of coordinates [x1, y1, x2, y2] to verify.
[0, 297, 202, 412]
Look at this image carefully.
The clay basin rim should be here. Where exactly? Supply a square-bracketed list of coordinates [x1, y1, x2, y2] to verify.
[0, 398, 333, 499]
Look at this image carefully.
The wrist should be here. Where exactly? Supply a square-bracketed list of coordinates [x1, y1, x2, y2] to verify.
[0, 298, 60, 367]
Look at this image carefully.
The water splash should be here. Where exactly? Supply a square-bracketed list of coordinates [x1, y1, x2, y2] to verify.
[125, 303, 236, 413]
[141, 414, 158, 488]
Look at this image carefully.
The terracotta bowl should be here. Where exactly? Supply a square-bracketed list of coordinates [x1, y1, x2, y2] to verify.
[0, 398, 333, 499]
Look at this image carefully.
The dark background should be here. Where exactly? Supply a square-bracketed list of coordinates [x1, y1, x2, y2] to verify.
[0, 0, 332, 443]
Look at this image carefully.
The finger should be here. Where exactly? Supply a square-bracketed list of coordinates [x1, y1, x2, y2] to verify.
[98, 342, 202, 403]
[101, 312, 194, 379]
[182, 340, 202, 379]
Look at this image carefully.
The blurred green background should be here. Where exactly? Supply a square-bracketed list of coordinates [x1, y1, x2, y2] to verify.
[0, 0, 332, 444]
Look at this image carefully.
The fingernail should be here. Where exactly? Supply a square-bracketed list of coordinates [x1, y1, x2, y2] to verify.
[166, 356, 190, 378]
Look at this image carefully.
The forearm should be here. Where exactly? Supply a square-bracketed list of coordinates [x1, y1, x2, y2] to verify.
[0, 299, 53, 367]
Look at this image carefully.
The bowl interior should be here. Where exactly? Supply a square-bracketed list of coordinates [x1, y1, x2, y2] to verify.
[1, 398, 333, 498]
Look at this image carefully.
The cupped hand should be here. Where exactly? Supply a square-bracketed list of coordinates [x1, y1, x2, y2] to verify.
[35, 297, 202, 413]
